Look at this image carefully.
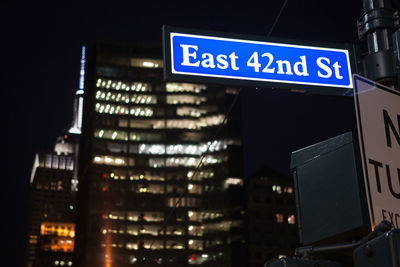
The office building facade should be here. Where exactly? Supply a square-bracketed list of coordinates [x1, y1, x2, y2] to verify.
[75, 40, 245, 267]
[25, 143, 76, 267]
[246, 167, 298, 266]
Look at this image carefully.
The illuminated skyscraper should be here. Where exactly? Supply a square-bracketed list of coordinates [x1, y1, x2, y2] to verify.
[25, 138, 76, 267]
[74, 40, 246, 267]
[25, 46, 86, 267]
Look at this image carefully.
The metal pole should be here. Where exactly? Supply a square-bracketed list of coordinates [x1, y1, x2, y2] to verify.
[295, 241, 361, 258]
[358, 0, 399, 87]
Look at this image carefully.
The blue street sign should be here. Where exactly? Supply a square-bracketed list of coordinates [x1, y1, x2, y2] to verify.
[163, 27, 354, 92]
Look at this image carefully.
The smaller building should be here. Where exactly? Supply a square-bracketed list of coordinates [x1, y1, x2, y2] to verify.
[246, 166, 299, 267]
[25, 136, 77, 267]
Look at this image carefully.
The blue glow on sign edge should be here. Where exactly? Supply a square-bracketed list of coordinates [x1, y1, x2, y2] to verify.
[169, 32, 353, 89]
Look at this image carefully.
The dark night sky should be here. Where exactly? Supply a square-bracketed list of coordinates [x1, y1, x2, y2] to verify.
[3, 1, 366, 266]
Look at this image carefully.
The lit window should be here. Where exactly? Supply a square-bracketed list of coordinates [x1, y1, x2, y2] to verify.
[130, 94, 157, 104]
[199, 114, 225, 127]
[285, 186, 294, 194]
[94, 129, 128, 141]
[288, 214, 295, 224]
[149, 158, 165, 168]
[276, 213, 284, 223]
[138, 144, 166, 155]
[272, 185, 283, 194]
[166, 83, 205, 93]
[166, 94, 206, 105]
[166, 119, 198, 129]
[92, 155, 128, 166]
[176, 107, 206, 117]
[224, 178, 243, 189]
[130, 58, 163, 68]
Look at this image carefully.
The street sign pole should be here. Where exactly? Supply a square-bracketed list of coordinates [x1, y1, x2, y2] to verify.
[357, 0, 399, 88]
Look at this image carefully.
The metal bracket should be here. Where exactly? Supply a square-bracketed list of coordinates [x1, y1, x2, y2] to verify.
[358, 8, 399, 40]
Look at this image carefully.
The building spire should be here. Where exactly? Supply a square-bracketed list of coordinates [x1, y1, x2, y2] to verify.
[69, 45, 86, 134]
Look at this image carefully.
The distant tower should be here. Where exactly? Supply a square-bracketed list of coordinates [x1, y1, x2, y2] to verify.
[68, 46, 85, 191]
[25, 45, 86, 267]
[69, 46, 85, 134]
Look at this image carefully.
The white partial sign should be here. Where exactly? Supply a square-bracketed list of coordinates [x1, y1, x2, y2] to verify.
[353, 74, 400, 229]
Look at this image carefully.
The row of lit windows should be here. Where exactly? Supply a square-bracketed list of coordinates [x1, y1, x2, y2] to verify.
[95, 140, 228, 157]
[105, 172, 164, 181]
[276, 213, 296, 224]
[135, 141, 227, 155]
[166, 83, 206, 93]
[131, 184, 201, 194]
[39, 154, 74, 170]
[95, 90, 209, 107]
[130, 58, 163, 68]
[96, 90, 157, 104]
[93, 155, 130, 166]
[104, 210, 220, 223]
[96, 79, 207, 97]
[101, 253, 216, 265]
[188, 170, 214, 180]
[166, 94, 207, 105]
[110, 116, 224, 130]
[102, 170, 214, 182]
[96, 79, 151, 92]
[272, 185, 294, 194]
[176, 106, 206, 117]
[35, 180, 64, 191]
[53, 261, 72, 266]
[94, 130, 163, 142]
[95, 104, 211, 119]
[149, 155, 226, 168]
[101, 224, 202, 237]
[101, 240, 202, 251]
[127, 118, 194, 129]
[96, 253, 216, 265]
[93, 155, 226, 167]
[98, 183, 215, 196]
[100, 183, 202, 194]
[41, 236, 74, 252]
[95, 103, 154, 116]
[40, 222, 75, 237]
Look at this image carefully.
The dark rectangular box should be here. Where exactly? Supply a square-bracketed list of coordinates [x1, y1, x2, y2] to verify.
[290, 131, 370, 245]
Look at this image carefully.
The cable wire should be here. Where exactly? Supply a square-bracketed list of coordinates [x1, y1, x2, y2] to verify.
[148, 0, 289, 252]
[267, 0, 289, 37]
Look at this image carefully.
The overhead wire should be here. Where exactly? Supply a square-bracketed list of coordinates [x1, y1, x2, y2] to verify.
[148, 0, 290, 255]
[268, 0, 289, 37]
